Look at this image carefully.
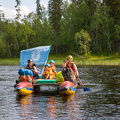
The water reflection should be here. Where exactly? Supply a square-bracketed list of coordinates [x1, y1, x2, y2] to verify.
[16, 95, 37, 118]
[46, 97, 56, 119]
[16, 93, 83, 120]
[61, 94, 75, 102]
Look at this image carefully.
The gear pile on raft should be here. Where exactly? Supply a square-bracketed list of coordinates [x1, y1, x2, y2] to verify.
[14, 45, 90, 96]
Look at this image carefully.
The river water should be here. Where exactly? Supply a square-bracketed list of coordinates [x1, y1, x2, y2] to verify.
[0, 65, 119, 120]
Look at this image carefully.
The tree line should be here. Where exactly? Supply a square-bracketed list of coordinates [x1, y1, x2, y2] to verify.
[0, 0, 120, 58]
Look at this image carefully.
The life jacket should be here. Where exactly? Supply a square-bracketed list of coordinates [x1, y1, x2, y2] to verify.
[42, 68, 52, 79]
[51, 66, 57, 78]
[66, 62, 76, 75]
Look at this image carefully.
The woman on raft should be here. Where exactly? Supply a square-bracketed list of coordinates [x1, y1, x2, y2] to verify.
[62, 55, 79, 81]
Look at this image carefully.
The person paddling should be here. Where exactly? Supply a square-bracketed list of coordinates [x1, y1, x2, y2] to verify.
[62, 55, 90, 91]
[62, 55, 79, 82]
[62, 55, 79, 77]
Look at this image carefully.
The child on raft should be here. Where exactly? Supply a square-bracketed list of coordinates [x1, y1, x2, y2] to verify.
[49, 60, 57, 79]
[42, 64, 52, 79]
[42, 61, 57, 79]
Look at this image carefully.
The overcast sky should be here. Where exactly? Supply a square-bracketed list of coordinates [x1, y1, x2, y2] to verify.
[0, 0, 49, 19]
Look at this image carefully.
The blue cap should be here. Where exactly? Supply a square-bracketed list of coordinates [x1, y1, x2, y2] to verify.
[45, 64, 50, 67]
[49, 60, 55, 64]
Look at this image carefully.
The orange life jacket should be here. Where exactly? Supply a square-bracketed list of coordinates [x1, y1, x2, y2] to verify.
[42, 68, 52, 79]
[42, 67, 57, 79]
[51, 66, 57, 78]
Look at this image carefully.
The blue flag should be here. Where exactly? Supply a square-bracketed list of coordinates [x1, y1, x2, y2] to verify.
[20, 45, 51, 66]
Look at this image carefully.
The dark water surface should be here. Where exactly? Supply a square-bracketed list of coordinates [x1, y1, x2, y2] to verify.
[0, 65, 119, 120]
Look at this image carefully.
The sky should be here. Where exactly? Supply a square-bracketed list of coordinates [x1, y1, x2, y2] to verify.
[0, 0, 49, 19]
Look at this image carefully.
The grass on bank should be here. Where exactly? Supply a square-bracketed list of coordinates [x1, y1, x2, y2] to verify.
[0, 55, 120, 66]
[0, 58, 19, 65]
[49, 54, 120, 66]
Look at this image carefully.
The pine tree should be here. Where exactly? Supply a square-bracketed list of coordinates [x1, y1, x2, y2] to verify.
[103, 0, 120, 25]
[48, 0, 62, 54]
[36, 0, 42, 18]
[15, 0, 21, 20]
[0, 9, 5, 21]
[85, 0, 101, 16]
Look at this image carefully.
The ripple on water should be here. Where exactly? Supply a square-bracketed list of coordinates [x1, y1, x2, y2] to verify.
[0, 65, 120, 120]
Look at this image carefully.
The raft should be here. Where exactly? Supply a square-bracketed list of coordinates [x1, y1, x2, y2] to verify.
[14, 82, 34, 96]
[14, 79, 77, 96]
[59, 81, 77, 95]
[14, 79, 58, 96]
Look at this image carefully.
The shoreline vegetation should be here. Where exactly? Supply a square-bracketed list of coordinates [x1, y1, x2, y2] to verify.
[0, 55, 120, 66]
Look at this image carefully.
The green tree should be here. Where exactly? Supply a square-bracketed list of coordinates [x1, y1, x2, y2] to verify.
[85, 0, 101, 16]
[90, 5, 114, 54]
[103, 0, 120, 25]
[36, 0, 46, 19]
[24, 12, 54, 51]
[0, 24, 7, 58]
[15, 0, 21, 20]
[48, 0, 62, 54]
[36, 0, 41, 18]
[21, 19, 34, 49]
[3, 20, 19, 57]
[75, 29, 92, 55]
[114, 25, 120, 53]
[103, 0, 120, 53]
[58, 1, 91, 54]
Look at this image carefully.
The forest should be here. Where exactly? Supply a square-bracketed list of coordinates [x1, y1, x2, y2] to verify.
[0, 0, 120, 58]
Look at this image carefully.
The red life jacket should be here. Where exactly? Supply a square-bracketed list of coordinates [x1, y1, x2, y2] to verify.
[66, 62, 75, 73]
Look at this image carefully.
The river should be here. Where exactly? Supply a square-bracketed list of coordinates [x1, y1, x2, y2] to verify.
[0, 65, 119, 120]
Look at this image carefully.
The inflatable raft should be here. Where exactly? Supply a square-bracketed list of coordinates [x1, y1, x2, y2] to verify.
[14, 79, 77, 96]
[14, 82, 34, 96]
[14, 79, 58, 96]
[59, 81, 77, 95]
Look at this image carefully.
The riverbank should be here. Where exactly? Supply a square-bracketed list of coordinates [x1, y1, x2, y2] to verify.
[49, 55, 120, 66]
[0, 55, 120, 66]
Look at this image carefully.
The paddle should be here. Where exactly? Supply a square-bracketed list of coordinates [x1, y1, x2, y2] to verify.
[76, 78, 90, 91]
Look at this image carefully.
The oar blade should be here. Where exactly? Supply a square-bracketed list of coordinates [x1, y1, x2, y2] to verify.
[84, 87, 90, 91]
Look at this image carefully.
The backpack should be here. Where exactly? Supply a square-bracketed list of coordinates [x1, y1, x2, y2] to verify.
[56, 71, 64, 83]
[18, 69, 34, 76]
